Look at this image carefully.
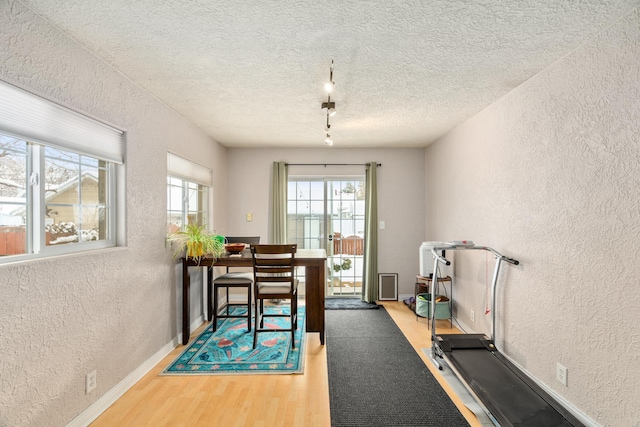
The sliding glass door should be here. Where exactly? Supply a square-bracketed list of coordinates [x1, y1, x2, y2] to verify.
[287, 177, 366, 297]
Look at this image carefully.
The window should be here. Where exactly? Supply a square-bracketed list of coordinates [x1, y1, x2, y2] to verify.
[0, 80, 123, 262]
[167, 176, 209, 233]
[0, 133, 116, 259]
[166, 153, 212, 233]
[287, 177, 366, 296]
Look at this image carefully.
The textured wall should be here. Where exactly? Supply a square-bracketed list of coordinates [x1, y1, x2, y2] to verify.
[0, 1, 226, 426]
[225, 148, 426, 297]
[426, 8, 640, 426]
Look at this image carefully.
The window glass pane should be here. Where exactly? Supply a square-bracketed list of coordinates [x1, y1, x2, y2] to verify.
[0, 136, 27, 201]
[309, 200, 324, 214]
[168, 184, 182, 211]
[46, 219, 77, 245]
[0, 136, 28, 256]
[287, 181, 297, 200]
[80, 155, 99, 168]
[187, 184, 206, 227]
[309, 181, 324, 199]
[0, 207, 26, 255]
[187, 185, 199, 212]
[44, 147, 80, 206]
[44, 147, 109, 247]
[296, 201, 310, 215]
[167, 177, 209, 234]
[80, 206, 103, 241]
[344, 181, 358, 195]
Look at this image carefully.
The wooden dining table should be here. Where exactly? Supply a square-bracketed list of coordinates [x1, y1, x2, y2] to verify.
[181, 248, 327, 345]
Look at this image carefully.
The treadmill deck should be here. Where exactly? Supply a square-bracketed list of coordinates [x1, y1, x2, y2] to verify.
[434, 334, 583, 427]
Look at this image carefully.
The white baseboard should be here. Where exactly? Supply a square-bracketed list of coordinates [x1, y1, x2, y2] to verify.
[66, 315, 205, 427]
[398, 293, 412, 301]
[498, 352, 599, 427]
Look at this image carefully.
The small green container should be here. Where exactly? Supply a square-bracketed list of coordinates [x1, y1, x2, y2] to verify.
[416, 293, 451, 319]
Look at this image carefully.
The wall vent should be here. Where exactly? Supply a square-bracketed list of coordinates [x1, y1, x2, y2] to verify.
[378, 273, 398, 301]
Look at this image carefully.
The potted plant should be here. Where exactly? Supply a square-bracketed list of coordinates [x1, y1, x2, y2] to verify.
[166, 223, 225, 263]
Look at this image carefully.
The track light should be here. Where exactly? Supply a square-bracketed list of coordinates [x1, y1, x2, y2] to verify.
[324, 82, 334, 93]
[321, 101, 336, 117]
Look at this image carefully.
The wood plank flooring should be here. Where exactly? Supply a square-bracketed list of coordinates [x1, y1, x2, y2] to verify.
[90, 301, 480, 427]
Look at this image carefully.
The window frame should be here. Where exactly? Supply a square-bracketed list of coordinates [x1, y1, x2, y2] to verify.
[0, 80, 123, 263]
[166, 152, 213, 234]
[167, 176, 209, 233]
[0, 135, 118, 263]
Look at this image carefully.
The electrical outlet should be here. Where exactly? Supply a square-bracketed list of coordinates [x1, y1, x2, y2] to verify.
[470, 310, 475, 323]
[86, 370, 97, 394]
[556, 363, 568, 386]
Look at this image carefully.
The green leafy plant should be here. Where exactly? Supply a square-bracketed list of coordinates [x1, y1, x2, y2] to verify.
[332, 258, 352, 273]
[166, 223, 225, 262]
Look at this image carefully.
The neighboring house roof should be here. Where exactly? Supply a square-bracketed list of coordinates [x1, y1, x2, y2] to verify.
[1, 172, 98, 221]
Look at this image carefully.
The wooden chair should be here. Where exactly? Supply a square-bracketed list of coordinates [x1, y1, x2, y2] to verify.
[250, 244, 299, 349]
[210, 236, 260, 332]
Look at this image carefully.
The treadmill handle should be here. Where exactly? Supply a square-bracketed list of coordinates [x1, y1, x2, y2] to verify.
[431, 248, 451, 265]
[503, 257, 519, 265]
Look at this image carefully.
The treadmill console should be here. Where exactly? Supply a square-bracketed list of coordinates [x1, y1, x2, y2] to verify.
[446, 240, 475, 247]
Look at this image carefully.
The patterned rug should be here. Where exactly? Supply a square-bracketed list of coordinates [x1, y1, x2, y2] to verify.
[162, 306, 306, 375]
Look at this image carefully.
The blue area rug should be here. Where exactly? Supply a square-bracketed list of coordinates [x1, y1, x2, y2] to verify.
[162, 306, 305, 375]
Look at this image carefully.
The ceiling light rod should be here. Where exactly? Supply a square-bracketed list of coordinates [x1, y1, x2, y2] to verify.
[324, 59, 335, 93]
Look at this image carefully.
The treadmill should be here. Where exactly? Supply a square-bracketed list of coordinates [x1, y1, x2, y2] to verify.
[428, 242, 585, 427]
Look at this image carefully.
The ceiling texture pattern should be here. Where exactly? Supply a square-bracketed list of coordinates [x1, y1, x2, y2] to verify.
[18, 0, 638, 148]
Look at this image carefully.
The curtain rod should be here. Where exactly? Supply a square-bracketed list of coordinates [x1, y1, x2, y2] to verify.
[285, 163, 381, 167]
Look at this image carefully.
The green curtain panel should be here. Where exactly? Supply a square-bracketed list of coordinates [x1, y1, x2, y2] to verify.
[270, 161, 288, 244]
[362, 162, 378, 303]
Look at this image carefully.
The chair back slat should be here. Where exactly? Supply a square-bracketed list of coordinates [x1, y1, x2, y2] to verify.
[250, 244, 297, 290]
[249, 244, 299, 349]
[225, 236, 260, 244]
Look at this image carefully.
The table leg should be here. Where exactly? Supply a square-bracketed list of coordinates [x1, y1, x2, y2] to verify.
[182, 260, 190, 345]
[304, 263, 325, 345]
[206, 266, 213, 321]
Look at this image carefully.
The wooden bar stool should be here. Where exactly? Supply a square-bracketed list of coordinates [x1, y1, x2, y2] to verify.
[212, 272, 253, 332]
[210, 236, 260, 332]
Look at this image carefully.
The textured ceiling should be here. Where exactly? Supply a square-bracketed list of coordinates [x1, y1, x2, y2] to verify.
[18, 0, 638, 148]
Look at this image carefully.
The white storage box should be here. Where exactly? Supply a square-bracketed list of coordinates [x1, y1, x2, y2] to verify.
[419, 241, 451, 277]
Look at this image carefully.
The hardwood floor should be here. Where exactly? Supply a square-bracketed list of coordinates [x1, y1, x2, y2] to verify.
[90, 301, 480, 427]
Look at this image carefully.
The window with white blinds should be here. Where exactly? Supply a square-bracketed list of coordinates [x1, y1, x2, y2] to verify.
[0, 80, 123, 262]
[166, 153, 212, 234]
